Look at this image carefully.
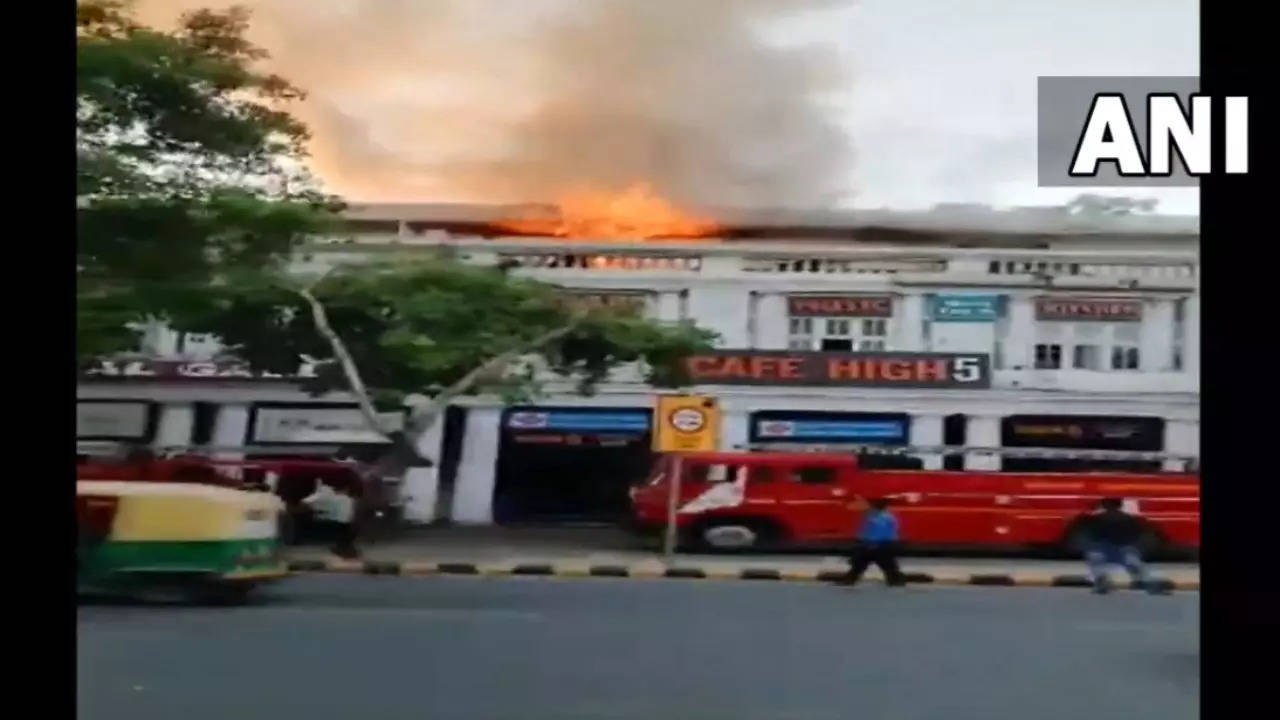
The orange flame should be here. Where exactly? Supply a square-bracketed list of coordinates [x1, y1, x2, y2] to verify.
[494, 183, 720, 239]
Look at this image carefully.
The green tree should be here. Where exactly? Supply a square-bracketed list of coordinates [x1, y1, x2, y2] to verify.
[77, 0, 338, 362]
[77, 2, 719, 469]
[198, 258, 718, 470]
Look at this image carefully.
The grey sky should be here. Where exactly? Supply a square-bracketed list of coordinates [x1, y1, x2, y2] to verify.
[830, 0, 1199, 213]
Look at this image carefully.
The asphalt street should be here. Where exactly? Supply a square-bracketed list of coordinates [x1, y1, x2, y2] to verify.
[78, 575, 1199, 720]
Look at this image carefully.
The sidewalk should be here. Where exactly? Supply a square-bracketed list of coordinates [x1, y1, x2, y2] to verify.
[284, 525, 1201, 590]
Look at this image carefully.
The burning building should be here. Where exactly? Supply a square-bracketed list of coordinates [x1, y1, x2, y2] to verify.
[79, 197, 1199, 527]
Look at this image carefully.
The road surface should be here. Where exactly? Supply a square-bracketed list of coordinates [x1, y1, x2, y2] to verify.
[78, 575, 1198, 720]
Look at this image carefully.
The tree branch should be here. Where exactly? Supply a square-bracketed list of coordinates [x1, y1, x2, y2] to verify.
[293, 284, 387, 436]
[404, 314, 588, 437]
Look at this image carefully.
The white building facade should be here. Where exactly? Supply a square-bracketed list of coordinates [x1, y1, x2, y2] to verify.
[77, 204, 1200, 526]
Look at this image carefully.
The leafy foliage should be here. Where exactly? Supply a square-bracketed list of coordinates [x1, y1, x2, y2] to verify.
[76, 1, 339, 363]
[197, 259, 719, 410]
[75, 2, 719, 443]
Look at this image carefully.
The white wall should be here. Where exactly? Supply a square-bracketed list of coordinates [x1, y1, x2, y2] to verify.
[908, 413, 944, 469]
[720, 407, 750, 450]
[687, 284, 751, 348]
[211, 404, 250, 460]
[153, 403, 194, 448]
[450, 407, 502, 524]
[401, 416, 447, 525]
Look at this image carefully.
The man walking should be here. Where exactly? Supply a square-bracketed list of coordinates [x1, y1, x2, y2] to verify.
[302, 479, 360, 559]
[841, 497, 907, 587]
[1080, 497, 1161, 594]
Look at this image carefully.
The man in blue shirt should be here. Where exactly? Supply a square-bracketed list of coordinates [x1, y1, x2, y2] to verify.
[840, 497, 907, 587]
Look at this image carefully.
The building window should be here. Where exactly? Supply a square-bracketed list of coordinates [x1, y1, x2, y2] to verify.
[1072, 344, 1102, 370]
[791, 467, 836, 485]
[1034, 343, 1062, 369]
[1172, 345, 1184, 371]
[821, 338, 854, 351]
[1111, 345, 1140, 370]
[788, 308, 892, 352]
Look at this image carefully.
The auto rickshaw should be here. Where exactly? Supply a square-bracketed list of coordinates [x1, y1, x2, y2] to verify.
[76, 454, 288, 604]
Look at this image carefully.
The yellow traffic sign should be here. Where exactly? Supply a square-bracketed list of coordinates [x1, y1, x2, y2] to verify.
[653, 395, 720, 452]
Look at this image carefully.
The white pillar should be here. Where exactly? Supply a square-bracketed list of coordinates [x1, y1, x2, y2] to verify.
[688, 286, 750, 347]
[720, 408, 750, 451]
[1185, 296, 1200, 379]
[211, 403, 250, 459]
[656, 292, 682, 323]
[152, 403, 195, 450]
[896, 294, 926, 351]
[450, 407, 502, 525]
[401, 415, 447, 524]
[1140, 300, 1175, 371]
[909, 413, 944, 470]
[964, 415, 1002, 471]
[1162, 420, 1199, 472]
[757, 294, 789, 350]
[1004, 296, 1036, 370]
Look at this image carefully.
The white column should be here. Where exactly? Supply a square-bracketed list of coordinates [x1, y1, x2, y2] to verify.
[756, 294, 789, 350]
[401, 415, 447, 525]
[656, 292, 682, 323]
[720, 407, 750, 451]
[688, 286, 750, 347]
[908, 413, 944, 470]
[896, 294, 926, 351]
[1140, 300, 1175, 371]
[1185, 296, 1200, 379]
[1004, 296, 1036, 370]
[211, 403, 250, 460]
[152, 403, 195, 450]
[1162, 420, 1199, 472]
[964, 415, 1002, 471]
[450, 407, 502, 525]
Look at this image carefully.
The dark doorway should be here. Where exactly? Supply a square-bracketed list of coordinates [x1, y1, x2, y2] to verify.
[435, 406, 467, 516]
[943, 413, 967, 446]
[494, 408, 653, 524]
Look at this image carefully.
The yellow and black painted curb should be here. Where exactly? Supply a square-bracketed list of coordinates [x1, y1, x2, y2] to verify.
[285, 559, 1198, 592]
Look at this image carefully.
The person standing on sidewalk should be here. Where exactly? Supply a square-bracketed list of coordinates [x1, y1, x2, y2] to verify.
[1080, 497, 1161, 594]
[302, 480, 360, 559]
[841, 497, 907, 587]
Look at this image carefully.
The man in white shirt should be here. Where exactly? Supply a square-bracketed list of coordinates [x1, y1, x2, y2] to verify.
[302, 480, 359, 559]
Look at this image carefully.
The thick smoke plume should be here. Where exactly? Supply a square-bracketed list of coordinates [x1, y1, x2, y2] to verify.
[135, 0, 855, 208]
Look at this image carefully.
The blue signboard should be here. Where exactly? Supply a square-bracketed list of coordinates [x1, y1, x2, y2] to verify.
[507, 410, 651, 433]
[754, 419, 907, 443]
[932, 294, 1002, 322]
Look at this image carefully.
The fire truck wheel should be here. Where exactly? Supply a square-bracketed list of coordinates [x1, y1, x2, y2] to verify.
[695, 519, 779, 551]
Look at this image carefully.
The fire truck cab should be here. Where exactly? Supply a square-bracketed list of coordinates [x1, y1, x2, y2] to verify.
[628, 451, 1200, 555]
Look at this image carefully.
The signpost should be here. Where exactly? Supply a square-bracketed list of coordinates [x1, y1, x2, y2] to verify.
[653, 395, 720, 558]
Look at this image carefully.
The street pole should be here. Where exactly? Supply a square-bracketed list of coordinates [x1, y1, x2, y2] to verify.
[662, 454, 683, 559]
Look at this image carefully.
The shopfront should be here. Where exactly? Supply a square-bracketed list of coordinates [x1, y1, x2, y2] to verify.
[1000, 414, 1165, 472]
[493, 407, 654, 523]
[749, 410, 920, 469]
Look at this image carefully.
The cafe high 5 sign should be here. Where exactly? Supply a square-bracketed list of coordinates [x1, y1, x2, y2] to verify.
[685, 351, 991, 389]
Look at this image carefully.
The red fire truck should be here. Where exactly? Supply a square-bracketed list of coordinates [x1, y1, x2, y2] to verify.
[628, 451, 1200, 556]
